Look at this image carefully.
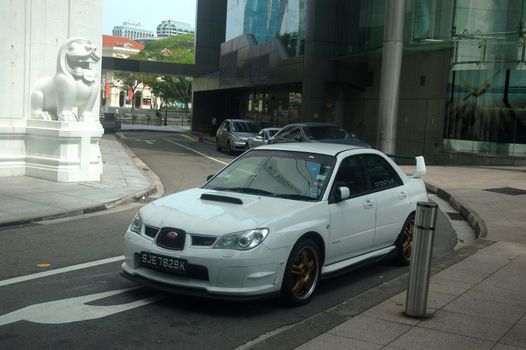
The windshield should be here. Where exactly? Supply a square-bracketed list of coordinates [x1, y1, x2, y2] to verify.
[203, 150, 335, 201]
[232, 121, 259, 133]
[304, 126, 349, 140]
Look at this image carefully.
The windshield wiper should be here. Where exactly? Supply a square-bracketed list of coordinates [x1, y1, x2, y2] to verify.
[211, 187, 275, 196]
[273, 194, 317, 201]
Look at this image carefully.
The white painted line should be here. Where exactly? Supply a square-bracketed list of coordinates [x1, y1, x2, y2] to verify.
[0, 287, 163, 326]
[165, 139, 229, 165]
[0, 256, 124, 287]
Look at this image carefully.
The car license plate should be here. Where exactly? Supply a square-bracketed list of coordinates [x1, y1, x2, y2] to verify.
[139, 252, 187, 274]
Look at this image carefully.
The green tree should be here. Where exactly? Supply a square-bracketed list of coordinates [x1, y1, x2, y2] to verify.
[146, 76, 192, 110]
[110, 35, 195, 111]
[130, 34, 195, 64]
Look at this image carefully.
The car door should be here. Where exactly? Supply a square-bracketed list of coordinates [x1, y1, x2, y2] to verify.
[362, 154, 412, 250]
[327, 155, 376, 264]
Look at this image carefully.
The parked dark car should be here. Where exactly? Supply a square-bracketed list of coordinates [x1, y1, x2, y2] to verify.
[270, 122, 370, 148]
[216, 119, 260, 154]
[246, 127, 281, 149]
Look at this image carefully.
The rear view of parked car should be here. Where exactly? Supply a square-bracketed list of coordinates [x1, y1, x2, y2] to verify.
[216, 119, 260, 154]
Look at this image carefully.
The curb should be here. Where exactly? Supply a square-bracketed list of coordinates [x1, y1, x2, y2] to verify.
[425, 182, 488, 239]
[0, 136, 163, 230]
[0, 186, 156, 229]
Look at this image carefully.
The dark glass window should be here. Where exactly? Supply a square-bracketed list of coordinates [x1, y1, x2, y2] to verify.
[332, 156, 369, 197]
[362, 155, 402, 191]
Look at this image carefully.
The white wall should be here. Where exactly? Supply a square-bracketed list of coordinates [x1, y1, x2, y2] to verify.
[0, 0, 103, 120]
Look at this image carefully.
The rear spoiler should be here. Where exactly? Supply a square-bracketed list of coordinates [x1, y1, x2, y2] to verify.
[386, 154, 426, 178]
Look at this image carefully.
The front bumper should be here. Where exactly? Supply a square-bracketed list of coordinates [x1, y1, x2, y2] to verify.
[122, 230, 289, 297]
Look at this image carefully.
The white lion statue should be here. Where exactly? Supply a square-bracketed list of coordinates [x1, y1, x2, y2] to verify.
[31, 37, 100, 122]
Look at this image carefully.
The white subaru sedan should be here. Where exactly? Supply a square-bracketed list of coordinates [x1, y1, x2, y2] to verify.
[122, 143, 428, 305]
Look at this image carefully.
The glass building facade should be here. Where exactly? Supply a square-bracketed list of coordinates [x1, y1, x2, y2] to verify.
[226, 0, 306, 56]
[333, 0, 526, 157]
[195, 0, 526, 162]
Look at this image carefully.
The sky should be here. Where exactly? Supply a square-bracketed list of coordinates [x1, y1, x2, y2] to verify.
[102, 0, 197, 35]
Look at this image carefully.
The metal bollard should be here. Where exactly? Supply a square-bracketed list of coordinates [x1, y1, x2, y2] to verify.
[405, 202, 438, 318]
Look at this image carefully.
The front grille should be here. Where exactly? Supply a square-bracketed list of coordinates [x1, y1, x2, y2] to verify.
[156, 227, 186, 250]
[144, 225, 159, 238]
[191, 235, 216, 246]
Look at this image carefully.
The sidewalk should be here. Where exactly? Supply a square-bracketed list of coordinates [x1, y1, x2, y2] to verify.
[294, 166, 526, 350]
[0, 134, 156, 227]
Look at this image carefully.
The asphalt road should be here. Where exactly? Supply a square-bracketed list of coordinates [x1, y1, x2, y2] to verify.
[0, 131, 458, 349]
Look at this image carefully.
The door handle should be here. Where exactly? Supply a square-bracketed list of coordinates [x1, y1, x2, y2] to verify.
[399, 190, 408, 199]
[363, 200, 374, 209]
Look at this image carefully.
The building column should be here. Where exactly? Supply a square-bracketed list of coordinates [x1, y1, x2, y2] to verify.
[376, 0, 406, 154]
[301, 0, 337, 122]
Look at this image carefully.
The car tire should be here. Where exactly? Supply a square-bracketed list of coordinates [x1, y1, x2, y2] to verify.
[216, 139, 221, 152]
[394, 213, 415, 266]
[281, 238, 321, 306]
[226, 141, 232, 155]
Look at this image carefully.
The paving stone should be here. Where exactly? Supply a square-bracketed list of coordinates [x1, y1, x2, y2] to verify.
[443, 291, 526, 323]
[491, 344, 526, 350]
[361, 300, 424, 326]
[390, 290, 457, 310]
[329, 316, 411, 346]
[501, 324, 526, 348]
[432, 267, 489, 285]
[295, 333, 381, 350]
[419, 310, 514, 341]
[387, 327, 494, 350]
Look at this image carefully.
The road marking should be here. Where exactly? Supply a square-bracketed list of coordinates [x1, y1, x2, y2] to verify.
[135, 139, 156, 144]
[180, 134, 196, 142]
[0, 288, 163, 326]
[0, 256, 124, 287]
[165, 139, 229, 165]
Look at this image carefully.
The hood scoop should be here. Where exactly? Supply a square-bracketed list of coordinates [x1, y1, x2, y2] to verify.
[200, 193, 243, 205]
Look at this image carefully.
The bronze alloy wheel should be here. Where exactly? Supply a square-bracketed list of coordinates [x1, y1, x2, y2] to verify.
[395, 213, 415, 265]
[402, 220, 415, 260]
[282, 239, 321, 305]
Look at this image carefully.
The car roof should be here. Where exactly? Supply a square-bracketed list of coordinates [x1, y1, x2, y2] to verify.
[257, 142, 372, 156]
[283, 122, 339, 128]
[226, 119, 257, 123]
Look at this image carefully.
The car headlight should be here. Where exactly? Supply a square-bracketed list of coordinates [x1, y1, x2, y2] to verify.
[214, 228, 269, 250]
[130, 212, 143, 234]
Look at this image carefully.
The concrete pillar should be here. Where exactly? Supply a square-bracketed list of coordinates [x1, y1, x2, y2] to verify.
[376, 0, 406, 154]
[301, 0, 337, 122]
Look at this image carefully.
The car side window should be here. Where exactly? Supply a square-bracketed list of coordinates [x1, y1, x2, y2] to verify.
[276, 127, 292, 140]
[286, 128, 301, 141]
[363, 154, 403, 191]
[332, 156, 369, 198]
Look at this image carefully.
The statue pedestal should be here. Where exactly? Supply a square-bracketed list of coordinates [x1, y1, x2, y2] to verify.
[0, 119, 27, 177]
[25, 120, 103, 182]
[0, 119, 103, 182]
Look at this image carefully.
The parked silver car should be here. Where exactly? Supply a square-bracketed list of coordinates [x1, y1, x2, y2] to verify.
[246, 127, 280, 149]
[216, 119, 260, 154]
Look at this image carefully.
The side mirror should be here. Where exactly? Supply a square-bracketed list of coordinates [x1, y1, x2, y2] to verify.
[206, 174, 214, 181]
[255, 135, 263, 140]
[294, 135, 303, 142]
[334, 187, 351, 202]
